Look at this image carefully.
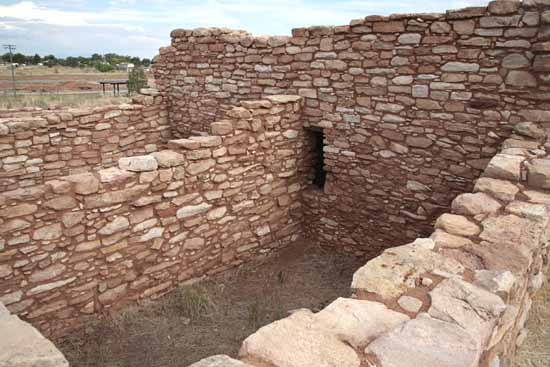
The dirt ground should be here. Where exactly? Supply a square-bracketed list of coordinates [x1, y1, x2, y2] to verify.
[514, 279, 550, 367]
[54, 243, 364, 367]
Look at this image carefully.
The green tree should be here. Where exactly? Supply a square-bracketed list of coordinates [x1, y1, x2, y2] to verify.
[32, 54, 42, 64]
[95, 63, 114, 72]
[128, 66, 147, 95]
[12, 53, 26, 64]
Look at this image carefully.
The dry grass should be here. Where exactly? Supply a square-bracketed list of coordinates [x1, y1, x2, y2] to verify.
[514, 279, 550, 367]
[55, 243, 363, 367]
[0, 94, 130, 109]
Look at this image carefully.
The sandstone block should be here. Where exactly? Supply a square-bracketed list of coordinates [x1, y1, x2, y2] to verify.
[240, 310, 361, 367]
[0, 312, 69, 367]
[474, 177, 519, 201]
[98, 216, 130, 235]
[32, 223, 63, 241]
[152, 150, 185, 168]
[484, 154, 524, 181]
[351, 239, 464, 299]
[526, 159, 550, 189]
[488, 1, 520, 15]
[177, 203, 212, 219]
[189, 355, 253, 367]
[435, 214, 480, 237]
[505, 71, 537, 88]
[366, 313, 480, 367]
[452, 193, 502, 216]
[428, 278, 506, 347]
[313, 298, 409, 348]
[119, 155, 158, 172]
[62, 173, 100, 195]
[44, 196, 78, 211]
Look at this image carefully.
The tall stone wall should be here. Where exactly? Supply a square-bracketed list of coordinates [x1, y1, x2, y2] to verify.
[0, 90, 170, 193]
[155, 0, 550, 256]
[185, 125, 550, 367]
[0, 96, 305, 336]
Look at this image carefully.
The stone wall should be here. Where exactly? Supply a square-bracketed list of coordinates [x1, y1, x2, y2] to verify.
[0, 95, 305, 336]
[155, 0, 550, 256]
[0, 89, 170, 193]
[185, 125, 550, 367]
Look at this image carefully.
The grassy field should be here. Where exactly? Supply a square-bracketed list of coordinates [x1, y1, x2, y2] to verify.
[0, 65, 132, 98]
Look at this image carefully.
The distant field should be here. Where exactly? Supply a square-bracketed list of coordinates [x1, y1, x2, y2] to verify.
[0, 94, 131, 110]
[0, 65, 131, 95]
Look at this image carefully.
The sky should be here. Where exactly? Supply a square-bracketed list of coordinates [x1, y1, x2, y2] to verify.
[0, 0, 489, 59]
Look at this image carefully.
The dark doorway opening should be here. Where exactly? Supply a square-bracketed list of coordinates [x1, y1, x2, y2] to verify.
[310, 128, 326, 190]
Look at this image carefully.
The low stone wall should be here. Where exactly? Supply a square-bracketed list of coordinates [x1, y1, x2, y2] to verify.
[186, 123, 549, 367]
[0, 95, 306, 336]
[0, 89, 170, 193]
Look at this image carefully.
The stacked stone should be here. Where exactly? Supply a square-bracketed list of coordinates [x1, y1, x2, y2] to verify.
[0, 89, 169, 193]
[155, 0, 550, 257]
[186, 124, 549, 367]
[0, 95, 305, 337]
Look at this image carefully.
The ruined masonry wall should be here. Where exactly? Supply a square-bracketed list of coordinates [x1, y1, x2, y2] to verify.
[187, 125, 550, 367]
[0, 89, 170, 193]
[155, 0, 550, 256]
[0, 96, 305, 337]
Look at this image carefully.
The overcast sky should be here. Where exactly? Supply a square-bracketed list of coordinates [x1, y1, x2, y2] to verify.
[0, 0, 488, 59]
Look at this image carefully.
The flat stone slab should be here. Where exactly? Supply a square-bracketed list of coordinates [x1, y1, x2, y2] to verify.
[0, 308, 69, 367]
[188, 355, 253, 367]
[239, 310, 361, 367]
[312, 298, 409, 348]
[366, 313, 481, 367]
[428, 278, 506, 347]
[352, 239, 464, 299]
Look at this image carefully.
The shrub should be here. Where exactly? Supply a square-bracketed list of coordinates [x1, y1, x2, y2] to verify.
[95, 63, 114, 73]
[128, 66, 147, 95]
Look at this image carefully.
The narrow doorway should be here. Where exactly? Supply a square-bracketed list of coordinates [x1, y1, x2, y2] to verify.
[309, 128, 326, 190]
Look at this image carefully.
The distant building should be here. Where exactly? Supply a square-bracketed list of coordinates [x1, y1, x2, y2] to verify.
[116, 63, 135, 72]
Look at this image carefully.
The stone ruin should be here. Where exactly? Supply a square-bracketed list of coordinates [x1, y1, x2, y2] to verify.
[2, 0, 550, 366]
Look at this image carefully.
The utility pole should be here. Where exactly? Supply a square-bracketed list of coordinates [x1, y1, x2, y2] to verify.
[3, 44, 17, 97]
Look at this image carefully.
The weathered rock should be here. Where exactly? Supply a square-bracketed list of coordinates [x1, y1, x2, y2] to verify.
[32, 223, 63, 241]
[240, 310, 361, 367]
[428, 278, 506, 347]
[62, 173, 100, 195]
[451, 193, 502, 216]
[119, 155, 158, 172]
[366, 313, 481, 367]
[484, 154, 524, 181]
[0, 310, 69, 367]
[431, 230, 473, 249]
[397, 296, 423, 313]
[177, 203, 212, 219]
[152, 150, 185, 168]
[435, 214, 480, 237]
[474, 177, 519, 201]
[352, 239, 464, 299]
[505, 71, 537, 88]
[526, 158, 550, 189]
[98, 216, 130, 235]
[188, 355, 254, 367]
[313, 298, 409, 348]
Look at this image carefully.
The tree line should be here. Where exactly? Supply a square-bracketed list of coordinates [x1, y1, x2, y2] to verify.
[0, 53, 152, 72]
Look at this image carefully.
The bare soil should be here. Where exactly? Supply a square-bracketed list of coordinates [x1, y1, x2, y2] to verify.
[514, 279, 550, 367]
[54, 243, 364, 367]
